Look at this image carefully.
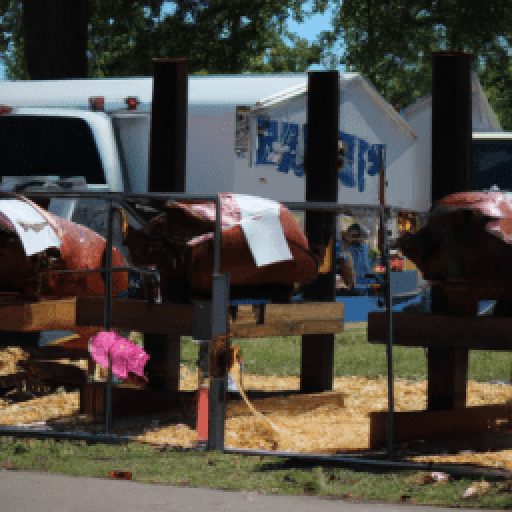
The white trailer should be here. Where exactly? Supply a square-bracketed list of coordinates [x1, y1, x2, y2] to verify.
[0, 72, 504, 212]
[0, 73, 415, 209]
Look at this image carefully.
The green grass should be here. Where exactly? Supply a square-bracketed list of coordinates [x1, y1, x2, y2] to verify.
[1, 438, 511, 509]
[3, 327, 512, 508]
[182, 326, 512, 382]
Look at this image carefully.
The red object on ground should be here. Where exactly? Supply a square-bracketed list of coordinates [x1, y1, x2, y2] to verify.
[107, 471, 132, 480]
[196, 384, 209, 444]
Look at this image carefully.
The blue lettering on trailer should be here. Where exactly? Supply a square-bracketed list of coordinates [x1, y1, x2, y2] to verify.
[256, 116, 384, 192]
[277, 122, 303, 177]
[256, 116, 279, 165]
[339, 131, 384, 192]
[338, 132, 357, 188]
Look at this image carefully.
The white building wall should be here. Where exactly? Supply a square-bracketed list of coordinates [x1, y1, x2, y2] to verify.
[233, 95, 305, 202]
[339, 80, 417, 210]
[405, 106, 432, 212]
[186, 106, 236, 194]
[230, 79, 418, 210]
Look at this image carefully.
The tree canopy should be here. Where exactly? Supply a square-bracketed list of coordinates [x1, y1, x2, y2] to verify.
[2, 1, 512, 128]
[0, 0, 326, 78]
[324, 0, 512, 128]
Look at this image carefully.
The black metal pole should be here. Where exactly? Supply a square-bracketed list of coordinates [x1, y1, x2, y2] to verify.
[104, 199, 114, 435]
[377, 144, 394, 458]
[208, 195, 229, 450]
[213, 195, 222, 275]
[381, 205, 394, 458]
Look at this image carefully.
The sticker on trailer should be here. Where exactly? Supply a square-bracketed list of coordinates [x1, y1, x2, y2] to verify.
[235, 106, 251, 159]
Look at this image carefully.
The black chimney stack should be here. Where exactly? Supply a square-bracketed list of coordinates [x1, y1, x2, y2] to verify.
[431, 51, 472, 201]
[148, 58, 188, 193]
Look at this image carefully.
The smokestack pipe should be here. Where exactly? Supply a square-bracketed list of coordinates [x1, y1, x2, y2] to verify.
[431, 51, 472, 201]
[301, 71, 339, 394]
[148, 58, 188, 193]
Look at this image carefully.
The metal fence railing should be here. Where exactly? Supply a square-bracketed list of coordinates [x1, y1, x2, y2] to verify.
[0, 190, 508, 476]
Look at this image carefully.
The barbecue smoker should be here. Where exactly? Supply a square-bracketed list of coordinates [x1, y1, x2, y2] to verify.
[0, 65, 345, 453]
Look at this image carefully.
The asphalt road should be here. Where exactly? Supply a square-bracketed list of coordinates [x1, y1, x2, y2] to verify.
[0, 469, 500, 512]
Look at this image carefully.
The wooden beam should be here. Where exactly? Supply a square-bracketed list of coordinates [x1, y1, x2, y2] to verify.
[231, 321, 344, 338]
[0, 298, 195, 335]
[76, 297, 194, 335]
[80, 383, 196, 420]
[0, 298, 76, 331]
[369, 405, 511, 449]
[0, 298, 343, 340]
[368, 312, 512, 350]
[20, 360, 86, 389]
[230, 302, 344, 338]
[265, 303, 343, 322]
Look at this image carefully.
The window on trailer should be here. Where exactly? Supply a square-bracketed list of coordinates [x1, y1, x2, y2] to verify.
[0, 116, 106, 184]
[471, 138, 512, 191]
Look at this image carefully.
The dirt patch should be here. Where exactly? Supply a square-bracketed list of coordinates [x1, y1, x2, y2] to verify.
[0, 347, 29, 376]
[1, 348, 512, 469]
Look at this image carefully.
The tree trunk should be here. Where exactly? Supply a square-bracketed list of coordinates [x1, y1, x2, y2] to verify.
[23, 0, 89, 79]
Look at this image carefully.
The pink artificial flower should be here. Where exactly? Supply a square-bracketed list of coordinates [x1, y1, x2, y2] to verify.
[89, 331, 149, 380]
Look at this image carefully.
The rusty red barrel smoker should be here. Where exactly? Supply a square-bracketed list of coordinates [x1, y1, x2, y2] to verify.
[0, 194, 128, 299]
[398, 191, 512, 310]
[125, 193, 319, 300]
[0, 193, 319, 302]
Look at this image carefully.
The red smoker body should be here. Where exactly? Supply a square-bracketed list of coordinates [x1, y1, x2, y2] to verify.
[0, 195, 128, 299]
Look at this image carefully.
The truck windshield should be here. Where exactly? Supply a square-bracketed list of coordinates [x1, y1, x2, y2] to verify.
[0, 115, 105, 184]
[471, 139, 512, 191]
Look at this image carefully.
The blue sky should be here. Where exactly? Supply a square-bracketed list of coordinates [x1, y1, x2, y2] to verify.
[288, 6, 333, 42]
[0, 6, 334, 80]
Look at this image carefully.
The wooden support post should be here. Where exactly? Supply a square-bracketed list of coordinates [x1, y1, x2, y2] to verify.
[301, 334, 334, 392]
[427, 52, 472, 410]
[427, 347, 468, 410]
[144, 334, 181, 392]
[427, 287, 470, 410]
[301, 71, 339, 393]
